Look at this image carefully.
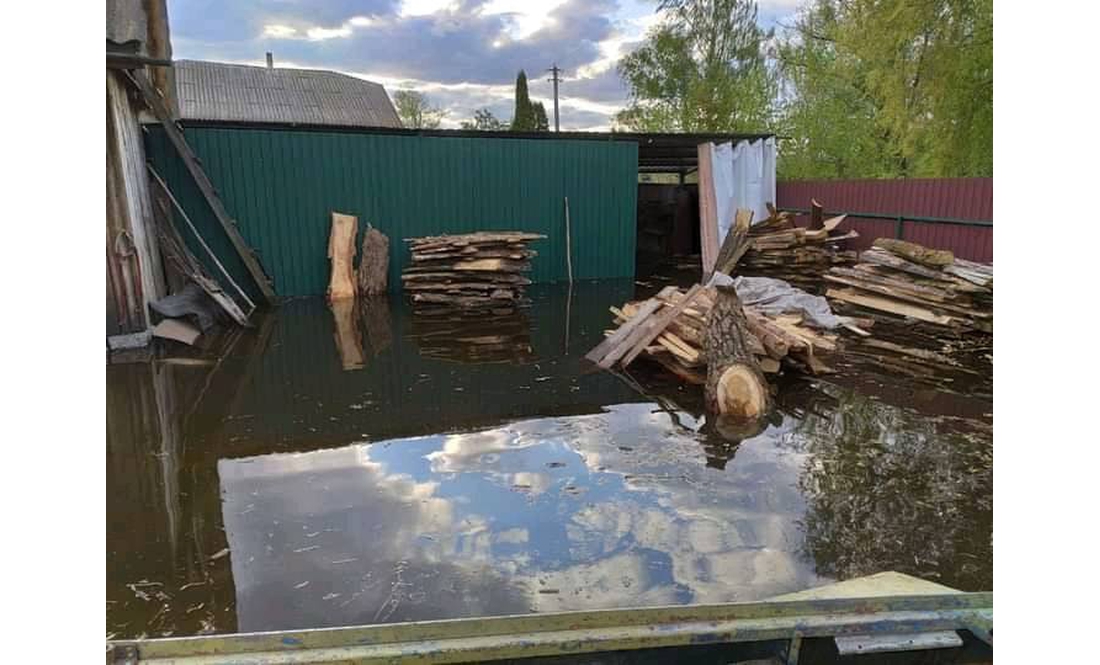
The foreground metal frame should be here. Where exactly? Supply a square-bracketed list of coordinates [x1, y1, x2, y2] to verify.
[108, 592, 991, 664]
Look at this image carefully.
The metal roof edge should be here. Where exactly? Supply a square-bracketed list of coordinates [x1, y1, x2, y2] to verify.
[165, 119, 777, 144]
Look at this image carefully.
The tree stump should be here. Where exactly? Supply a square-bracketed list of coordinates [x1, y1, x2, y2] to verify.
[705, 284, 771, 421]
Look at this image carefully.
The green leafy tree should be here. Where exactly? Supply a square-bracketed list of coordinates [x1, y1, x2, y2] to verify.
[533, 101, 550, 131]
[616, 0, 776, 132]
[393, 90, 445, 129]
[510, 71, 537, 131]
[460, 108, 508, 130]
[775, 0, 992, 178]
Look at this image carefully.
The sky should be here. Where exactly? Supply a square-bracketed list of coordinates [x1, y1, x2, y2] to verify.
[168, 0, 805, 130]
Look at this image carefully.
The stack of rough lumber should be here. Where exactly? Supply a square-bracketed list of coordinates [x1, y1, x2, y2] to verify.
[402, 232, 545, 312]
[407, 309, 534, 365]
[737, 209, 859, 290]
[587, 285, 841, 384]
[824, 238, 993, 335]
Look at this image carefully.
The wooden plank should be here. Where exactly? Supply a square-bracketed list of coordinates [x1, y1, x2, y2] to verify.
[828, 266, 958, 301]
[858, 338, 959, 366]
[824, 274, 988, 319]
[152, 319, 201, 346]
[822, 214, 848, 232]
[585, 293, 667, 365]
[125, 69, 276, 303]
[826, 288, 957, 326]
[599, 309, 666, 369]
[327, 213, 358, 300]
[697, 143, 720, 277]
[622, 285, 704, 368]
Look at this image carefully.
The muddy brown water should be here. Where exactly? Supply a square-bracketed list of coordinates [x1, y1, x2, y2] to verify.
[106, 280, 992, 640]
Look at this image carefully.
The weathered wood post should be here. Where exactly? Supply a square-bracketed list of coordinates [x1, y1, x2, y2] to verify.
[705, 284, 771, 423]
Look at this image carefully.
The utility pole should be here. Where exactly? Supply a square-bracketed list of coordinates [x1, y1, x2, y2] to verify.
[547, 64, 563, 132]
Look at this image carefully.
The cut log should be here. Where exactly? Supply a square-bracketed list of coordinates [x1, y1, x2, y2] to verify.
[705, 285, 771, 420]
[357, 224, 389, 295]
[328, 212, 358, 301]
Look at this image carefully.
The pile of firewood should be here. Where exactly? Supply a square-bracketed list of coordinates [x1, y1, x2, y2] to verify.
[736, 209, 859, 290]
[824, 238, 992, 334]
[587, 285, 843, 385]
[401, 232, 545, 314]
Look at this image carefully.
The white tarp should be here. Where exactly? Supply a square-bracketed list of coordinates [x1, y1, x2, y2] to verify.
[707, 273, 842, 330]
[708, 138, 777, 245]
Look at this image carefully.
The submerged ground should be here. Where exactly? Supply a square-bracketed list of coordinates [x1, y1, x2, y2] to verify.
[106, 280, 992, 640]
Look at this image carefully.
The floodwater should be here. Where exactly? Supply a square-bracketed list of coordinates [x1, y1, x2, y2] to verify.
[106, 280, 992, 640]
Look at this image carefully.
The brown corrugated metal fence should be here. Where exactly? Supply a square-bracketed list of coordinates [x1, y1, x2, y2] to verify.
[776, 178, 992, 263]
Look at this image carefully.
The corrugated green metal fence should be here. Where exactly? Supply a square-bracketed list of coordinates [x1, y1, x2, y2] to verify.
[145, 125, 639, 298]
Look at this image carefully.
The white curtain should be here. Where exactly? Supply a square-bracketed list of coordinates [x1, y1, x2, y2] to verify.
[708, 138, 777, 245]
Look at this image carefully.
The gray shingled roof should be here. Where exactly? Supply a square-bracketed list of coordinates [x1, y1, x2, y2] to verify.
[175, 60, 402, 128]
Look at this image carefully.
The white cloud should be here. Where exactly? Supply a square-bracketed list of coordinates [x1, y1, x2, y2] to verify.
[263, 24, 298, 38]
[400, 0, 458, 17]
[306, 25, 353, 40]
[480, 0, 570, 41]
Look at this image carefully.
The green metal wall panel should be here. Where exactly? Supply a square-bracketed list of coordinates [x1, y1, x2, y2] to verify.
[145, 125, 638, 297]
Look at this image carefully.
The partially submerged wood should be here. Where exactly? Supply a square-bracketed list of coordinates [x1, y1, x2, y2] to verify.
[407, 306, 534, 365]
[328, 212, 358, 301]
[402, 231, 544, 317]
[826, 288, 957, 326]
[152, 318, 202, 346]
[824, 238, 992, 338]
[622, 284, 704, 367]
[705, 285, 771, 420]
[592, 284, 841, 383]
[357, 224, 389, 295]
[329, 298, 364, 370]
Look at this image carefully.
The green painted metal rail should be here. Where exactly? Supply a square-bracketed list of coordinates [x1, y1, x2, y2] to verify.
[779, 207, 992, 241]
[107, 592, 991, 664]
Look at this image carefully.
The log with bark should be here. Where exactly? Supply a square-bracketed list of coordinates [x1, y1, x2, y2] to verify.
[357, 224, 389, 295]
[588, 284, 845, 389]
[705, 285, 771, 421]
